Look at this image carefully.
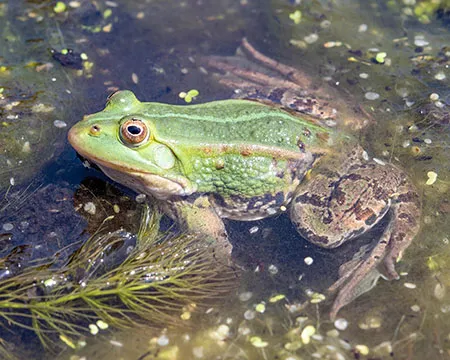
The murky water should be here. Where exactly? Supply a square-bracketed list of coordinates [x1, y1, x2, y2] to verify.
[0, 0, 449, 359]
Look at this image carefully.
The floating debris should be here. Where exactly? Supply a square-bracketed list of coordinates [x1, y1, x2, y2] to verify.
[304, 257, 313, 265]
[69, 1, 81, 8]
[434, 72, 446, 81]
[426, 171, 437, 185]
[434, 283, 446, 300]
[2, 223, 13, 231]
[157, 335, 169, 346]
[83, 201, 96, 215]
[414, 36, 429, 47]
[53, 120, 67, 128]
[304, 33, 319, 44]
[324, 41, 343, 48]
[358, 23, 368, 32]
[404, 282, 417, 289]
[109, 340, 123, 347]
[249, 226, 259, 234]
[334, 318, 348, 331]
[365, 92, 380, 100]
[244, 310, 256, 320]
[429, 93, 439, 101]
[358, 316, 382, 329]
[320, 20, 331, 28]
[373, 158, 386, 166]
[239, 292, 253, 302]
[268, 264, 279, 274]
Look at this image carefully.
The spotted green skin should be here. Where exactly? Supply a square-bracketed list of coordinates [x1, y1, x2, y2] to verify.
[68, 90, 421, 318]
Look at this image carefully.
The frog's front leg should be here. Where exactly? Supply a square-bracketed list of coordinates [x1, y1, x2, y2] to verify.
[290, 148, 421, 318]
[162, 196, 233, 262]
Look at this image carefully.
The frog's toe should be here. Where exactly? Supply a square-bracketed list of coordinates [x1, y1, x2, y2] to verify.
[380, 254, 400, 280]
[329, 267, 382, 320]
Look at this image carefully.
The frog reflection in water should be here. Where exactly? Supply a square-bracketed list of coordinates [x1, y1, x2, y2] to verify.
[68, 39, 421, 319]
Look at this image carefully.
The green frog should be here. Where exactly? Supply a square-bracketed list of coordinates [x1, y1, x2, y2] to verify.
[68, 39, 421, 319]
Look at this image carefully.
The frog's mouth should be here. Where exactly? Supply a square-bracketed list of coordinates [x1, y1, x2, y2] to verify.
[69, 141, 193, 200]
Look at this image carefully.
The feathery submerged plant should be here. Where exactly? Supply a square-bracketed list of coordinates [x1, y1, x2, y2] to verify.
[0, 204, 238, 351]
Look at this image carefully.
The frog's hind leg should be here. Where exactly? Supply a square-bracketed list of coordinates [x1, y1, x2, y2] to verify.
[200, 40, 337, 120]
[380, 175, 421, 278]
[329, 182, 421, 319]
[328, 219, 396, 320]
[333, 174, 420, 319]
[240, 37, 313, 89]
[200, 37, 310, 91]
[201, 55, 302, 90]
[291, 154, 421, 319]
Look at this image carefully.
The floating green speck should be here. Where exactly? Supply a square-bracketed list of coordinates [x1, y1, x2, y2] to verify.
[255, 303, 266, 313]
[104, 9, 112, 19]
[269, 294, 285, 303]
[54, 2, 67, 13]
[426, 171, 437, 185]
[426, 256, 440, 271]
[44, 278, 57, 287]
[375, 52, 387, 63]
[59, 334, 76, 349]
[83, 61, 94, 71]
[250, 336, 268, 348]
[179, 89, 199, 103]
[96, 320, 108, 330]
[300, 325, 315, 344]
[289, 10, 302, 24]
[89, 324, 99, 335]
[355, 344, 370, 355]
[309, 292, 326, 304]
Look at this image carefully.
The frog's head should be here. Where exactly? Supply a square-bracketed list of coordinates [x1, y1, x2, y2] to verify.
[68, 90, 196, 199]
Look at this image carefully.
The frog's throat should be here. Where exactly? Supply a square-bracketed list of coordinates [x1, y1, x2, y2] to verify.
[97, 162, 193, 199]
[80, 152, 194, 199]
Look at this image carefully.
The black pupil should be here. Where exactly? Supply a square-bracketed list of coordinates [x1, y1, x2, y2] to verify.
[127, 125, 142, 135]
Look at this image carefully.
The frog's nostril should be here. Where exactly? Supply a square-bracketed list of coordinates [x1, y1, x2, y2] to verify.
[89, 124, 101, 135]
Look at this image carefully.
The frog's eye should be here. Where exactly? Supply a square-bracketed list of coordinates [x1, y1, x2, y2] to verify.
[106, 90, 139, 110]
[120, 118, 149, 147]
[106, 90, 120, 104]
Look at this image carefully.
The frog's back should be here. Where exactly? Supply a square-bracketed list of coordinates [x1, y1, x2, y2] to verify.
[144, 99, 329, 153]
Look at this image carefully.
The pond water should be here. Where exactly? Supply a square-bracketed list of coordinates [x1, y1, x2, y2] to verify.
[0, 0, 449, 359]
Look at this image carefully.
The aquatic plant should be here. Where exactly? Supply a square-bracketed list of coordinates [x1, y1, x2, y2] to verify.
[0, 204, 237, 351]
